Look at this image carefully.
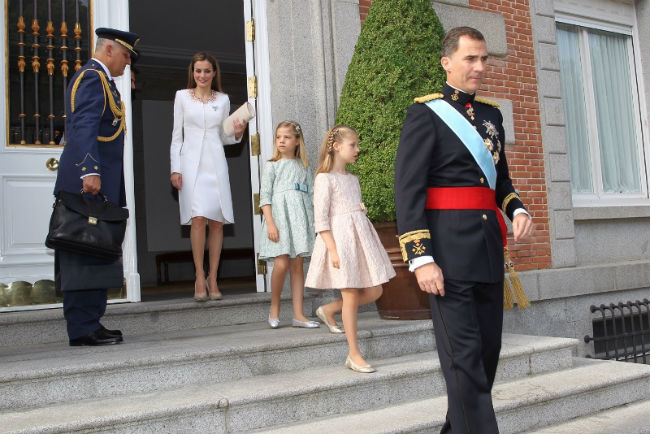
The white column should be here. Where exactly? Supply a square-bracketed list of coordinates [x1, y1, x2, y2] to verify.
[93, 0, 140, 301]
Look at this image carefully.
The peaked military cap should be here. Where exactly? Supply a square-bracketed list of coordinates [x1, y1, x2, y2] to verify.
[95, 27, 140, 56]
[130, 49, 140, 67]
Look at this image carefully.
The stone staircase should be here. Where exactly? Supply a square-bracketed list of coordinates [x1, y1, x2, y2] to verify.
[0, 293, 648, 433]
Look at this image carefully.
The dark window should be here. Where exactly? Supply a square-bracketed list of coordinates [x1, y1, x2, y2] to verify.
[6, 0, 92, 146]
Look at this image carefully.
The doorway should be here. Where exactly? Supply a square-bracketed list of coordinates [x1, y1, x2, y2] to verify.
[128, 1, 256, 300]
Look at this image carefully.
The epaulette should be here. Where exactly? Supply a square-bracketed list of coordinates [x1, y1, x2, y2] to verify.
[414, 93, 443, 104]
[475, 96, 499, 107]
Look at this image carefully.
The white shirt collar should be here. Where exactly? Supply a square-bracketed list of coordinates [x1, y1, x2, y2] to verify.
[446, 81, 474, 97]
[92, 58, 112, 81]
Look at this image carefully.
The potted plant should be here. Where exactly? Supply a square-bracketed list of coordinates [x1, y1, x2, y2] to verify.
[335, 0, 446, 319]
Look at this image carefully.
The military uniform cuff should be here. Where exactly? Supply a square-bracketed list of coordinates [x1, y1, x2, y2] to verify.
[398, 230, 432, 262]
[75, 153, 100, 178]
[501, 193, 525, 219]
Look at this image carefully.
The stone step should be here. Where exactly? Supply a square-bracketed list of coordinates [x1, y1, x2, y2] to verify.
[0, 291, 314, 347]
[250, 359, 650, 434]
[0, 334, 579, 433]
[0, 314, 434, 411]
[524, 399, 650, 434]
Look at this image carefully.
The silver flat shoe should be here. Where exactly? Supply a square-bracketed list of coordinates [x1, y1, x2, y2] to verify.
[268, 317, 280, 329]
[315, 306, 344, 334]
[345, 355, 376, 373]
[292, 318, 320, 328]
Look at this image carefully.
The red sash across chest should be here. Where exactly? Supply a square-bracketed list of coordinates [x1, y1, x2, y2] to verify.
[425, 187, 507, 246]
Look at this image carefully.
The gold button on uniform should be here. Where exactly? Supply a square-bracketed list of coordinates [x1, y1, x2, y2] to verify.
[81, 167, 87, 172]
[482, 214, 487, 220]
[94, 165, 99, 170]
[480, 177, 485, 184]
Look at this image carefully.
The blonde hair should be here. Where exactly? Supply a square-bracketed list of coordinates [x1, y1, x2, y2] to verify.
[270, 120, 309, 167]
[316, 124, 358, 175]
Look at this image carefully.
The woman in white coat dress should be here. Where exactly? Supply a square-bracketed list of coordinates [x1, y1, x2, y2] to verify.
[170, 52, 247, 301]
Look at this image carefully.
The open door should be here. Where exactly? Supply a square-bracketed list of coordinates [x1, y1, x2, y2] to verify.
[245, 0, 274, 292]
[0, 0, 136, 311]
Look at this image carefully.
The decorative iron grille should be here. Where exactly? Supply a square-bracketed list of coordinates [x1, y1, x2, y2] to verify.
[6, 0, 92, 146]
[585, 299, 650, 364]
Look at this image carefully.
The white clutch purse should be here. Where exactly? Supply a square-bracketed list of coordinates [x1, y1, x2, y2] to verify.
[222, 102, 256, 136]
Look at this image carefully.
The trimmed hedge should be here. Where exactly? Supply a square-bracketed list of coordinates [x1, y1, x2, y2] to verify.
[335, 0, 446, 222]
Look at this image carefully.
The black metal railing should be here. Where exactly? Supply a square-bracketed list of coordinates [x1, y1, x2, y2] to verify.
[585, 299, 650, 364]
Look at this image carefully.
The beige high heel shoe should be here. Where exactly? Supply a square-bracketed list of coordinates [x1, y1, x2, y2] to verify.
[207, 276, 222, 300]
[193, 278, 208, 302]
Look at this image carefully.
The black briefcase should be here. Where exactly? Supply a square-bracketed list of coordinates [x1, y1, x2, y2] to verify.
[45, 191, 129, 260]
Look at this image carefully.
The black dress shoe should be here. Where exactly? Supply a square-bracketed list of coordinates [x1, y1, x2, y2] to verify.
[69, 329, 123, 346]
[100, 325, 123, 337]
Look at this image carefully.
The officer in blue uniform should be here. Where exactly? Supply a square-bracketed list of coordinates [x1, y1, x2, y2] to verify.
[54, 27, 139, 346]
[395, 27, 533, 433]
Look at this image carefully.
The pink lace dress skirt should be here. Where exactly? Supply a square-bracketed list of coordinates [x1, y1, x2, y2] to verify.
[305, 172, 395, 289]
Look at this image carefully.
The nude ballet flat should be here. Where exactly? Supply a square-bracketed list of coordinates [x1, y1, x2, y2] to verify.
[315, 306, 344, 334]
[345, 355, 376, 374]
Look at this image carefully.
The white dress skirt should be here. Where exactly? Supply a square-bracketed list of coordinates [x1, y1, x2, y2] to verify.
[192, 135, 225, 222]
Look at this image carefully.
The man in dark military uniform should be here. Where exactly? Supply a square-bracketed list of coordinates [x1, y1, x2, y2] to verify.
[395, 27, 533, 433]
[54, 27, 139, 346]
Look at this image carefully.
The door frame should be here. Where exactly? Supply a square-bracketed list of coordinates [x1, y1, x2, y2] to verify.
[94, 0, 140, 302]
[245, 0, 274, 292]
[0, 0, 138, 311]
[0, 0, 274, 311]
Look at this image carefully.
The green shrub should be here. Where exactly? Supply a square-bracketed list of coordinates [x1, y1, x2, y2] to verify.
[335, 0, 446, 222]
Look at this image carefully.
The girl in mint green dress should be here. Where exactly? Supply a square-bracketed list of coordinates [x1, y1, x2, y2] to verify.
[259, 121, 318, 330]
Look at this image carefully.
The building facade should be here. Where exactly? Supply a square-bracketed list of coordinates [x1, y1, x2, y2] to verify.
[1, 0, 648, 358]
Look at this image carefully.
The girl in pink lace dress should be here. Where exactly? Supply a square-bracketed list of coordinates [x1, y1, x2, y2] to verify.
[305, 125, 395, 373]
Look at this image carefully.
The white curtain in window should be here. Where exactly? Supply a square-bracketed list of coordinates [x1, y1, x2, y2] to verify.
[589, 29, 641, 193]
[557, 24, 593, 193]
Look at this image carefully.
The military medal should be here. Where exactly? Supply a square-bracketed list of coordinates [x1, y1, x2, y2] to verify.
[451, 89, 459, 101]
[483, 120, 498, 138]
[484, 138, 500, 165]
[482, 121, 501, 165]
[465, 103, 475, 120]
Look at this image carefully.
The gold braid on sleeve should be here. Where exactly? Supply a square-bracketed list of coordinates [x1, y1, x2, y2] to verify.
[501, 192, 521, 214]
[398, 230, 431, 262]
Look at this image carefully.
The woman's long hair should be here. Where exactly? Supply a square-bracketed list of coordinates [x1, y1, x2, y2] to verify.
[270, 121, 309, 167]
[186, 52, 223, 92]
[316, 124, 357, 175]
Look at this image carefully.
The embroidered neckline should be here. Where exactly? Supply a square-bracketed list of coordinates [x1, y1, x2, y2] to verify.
[189, 88, 217, 104]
